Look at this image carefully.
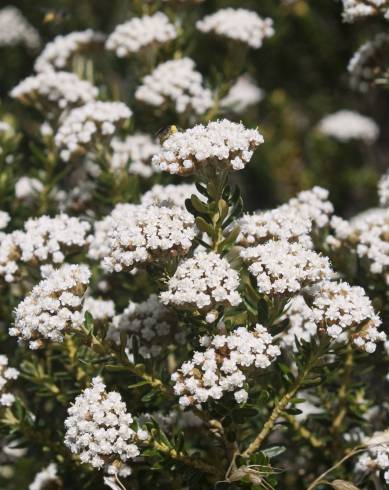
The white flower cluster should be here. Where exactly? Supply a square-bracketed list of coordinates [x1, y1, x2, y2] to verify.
[221, 75, 264, 113]
[109, 294, 182, 358]
[172, 325, 280, 406]
[83, 297, 116, 322]
[11, 72, 98, 113]
[135, 58, 213, 115]
[310, 281, 385, 353]
[0, 214, 90, 282]
[88, 204, 138, 261]
[0, 355, 19, 407]
[196, 8, 274, 49]
[106, 13, 177, 57]
[341, 0, 389, 22]
[356, 433, 389, 485]
[287, 186, 334, 231]
[55, 101, 132, 161]
[15, 176, 43, 200]
[328, 209, 389, 285]
[141, 183, 197, 209]
[64, 377, 147, 475]
[10, 264, 91, 349]
[110, 134, 161, 177]
[280, 296, 317, 351]
[152, 119, 264, 175]
[35, 30, 105, 73]
[20, 214, 91, 264]
[0, 6, 40, 50]
[160, 250, 242, 314]
[0, 211, 10, 230]
[240, 241, 332, 296]
[29, 464, 60, 490]
[348, 33, 389, 92]
[317, 110, 379, 144]
[236, 205, 312, 248]
[102, 204, 197, 273]
[378, 172, 389, 207]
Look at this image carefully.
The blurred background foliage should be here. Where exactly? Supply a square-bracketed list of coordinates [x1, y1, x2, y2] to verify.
[1, 0, 388, 216]
[0, 0, 389, 216]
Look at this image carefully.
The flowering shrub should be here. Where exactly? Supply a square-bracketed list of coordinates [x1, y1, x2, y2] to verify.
[0, 2, 388, 490]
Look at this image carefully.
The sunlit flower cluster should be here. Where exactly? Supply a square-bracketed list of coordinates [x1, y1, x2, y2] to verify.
[55, 101, 132, 161]
[11, 71, 98, 113]
[34, 30, 105, 72]
[106, 13, 177, 57]
[160, 250, 242, 314]
[0, 355, 19, 407]
[135, 58, 213, 115]
[64, 377, 148, 476]
[152, 119, 264, 175]
[0, 214, 90, 282]
[241, 241, 332, 296]
[103, 204, 197, 273]
[110, 133, 161, 177]
[286, 187, 334, 231]
[318, 110, 379, 144]
[0, 6, 40, 50]
[109, 294, 182, 358]
[310, 281, 385, 353]
[236, 204, 312, 248]
[15, 176, 43, 200]
[196, 8, 274, 49]
[10, 264, 90, 349]
[172, 325, 280, 406]
[0, 211, 10, 230]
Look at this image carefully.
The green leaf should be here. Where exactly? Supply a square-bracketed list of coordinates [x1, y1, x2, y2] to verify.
[191, 194, 209, 214]
[195, 216, 213, 236]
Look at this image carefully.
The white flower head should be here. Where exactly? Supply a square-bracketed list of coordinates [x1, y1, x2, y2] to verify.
[160, 250, 242, 312]
[55, 101, 132, 161]
[0, 6, 40, 50]
[135, 58, 213, 115]
[310, 281, 386, 353]
[318, 110, 379, 144]
[106, 13, 177, 57]
[34, 30, 105, 72]
[221, 75, 264, 113]
[378, 171, 389, 207]
[197, 8, 274, 49]
[102, 204, 197, 273]
[64, 377, 146, 475]
[11, 264, 91, 349]
[152, 119, 264, 176]
[241, 241, 332, 296]
[10, 72, 98, 114]
[172, 325, 280, 406]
